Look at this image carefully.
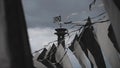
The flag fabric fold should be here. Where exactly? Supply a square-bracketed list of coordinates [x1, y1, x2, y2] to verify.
[55, 44, 73, 68]
[46, 44, 57, 63]
[37, 48, 47, 61]
[69, 36, 91, 68]
[37, 48, 56, 68]
[79, 26, 106, 68]
[113, 0, 120, 10]
[102, 0, 120, 50]
[108, 24, 120, 53]
[94, 22, 120, 68]
[33, 51, 47, 68]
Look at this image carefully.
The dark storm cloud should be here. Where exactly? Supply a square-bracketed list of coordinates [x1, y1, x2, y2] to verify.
[22, 0, 104, 28]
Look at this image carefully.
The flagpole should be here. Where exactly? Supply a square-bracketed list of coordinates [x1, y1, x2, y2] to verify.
[54, 28, 68, 48]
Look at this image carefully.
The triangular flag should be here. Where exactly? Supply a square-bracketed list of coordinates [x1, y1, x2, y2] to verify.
[46, 44, 57, 63]
[93, 22, 120, 68]
[70, 40, 91, 68]
[102, 0, 120, 52]
[80, 26, 106, 68]
[37, 48, 47, 61]
[108, 24, 120, 53]
[33, 52, 47, 68]
[55, 44, 73, 68]
[37, 48, 56, 68]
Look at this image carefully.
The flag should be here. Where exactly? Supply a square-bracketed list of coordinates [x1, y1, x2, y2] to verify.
[113, 0, 120, 10]
[46, 44, 57, 63]
[37, 44, 63, 68]
[102, 0, 120, 50]
[55, 44, 73, 68]
[46, 44, 62, 68]
[33, 52, 47, 68]
[93, 22, 120, 68]
[69, 35, 92, 68]
[41, 59, 56, 68]
[37, 48, 56, 68]
[108, 24, 120, 53]
[69, 34, 79, 52]
[37, 48, 47, 61]
[79, 26, 106, 68]
[79, 38, 94, 68]
[69, 34, 93, 68]
[54, 16, 61, 23]
[87, 50, 98, 68]
[47, 44, 62, 68]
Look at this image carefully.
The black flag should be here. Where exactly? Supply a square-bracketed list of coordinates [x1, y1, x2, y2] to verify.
[46, 44, 57, 63]
[69, 34, 94, 68]
[37, 44, 63, 68]
[69, 34, 92, 68]
[108, 24, 120, 53]
[69, 34, 79, 52]
[33, 51, 47, 68]
[79, 26, 106, 68]
[113, 0, 120, 10]
[37, 48, 56, 68]
[37, 48, 47, 61]
[47, 44, 63, 68]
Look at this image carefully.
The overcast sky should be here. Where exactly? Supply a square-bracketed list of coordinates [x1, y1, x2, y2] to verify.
[22, 0, 104, 28]
[22, 0, 105, 53]
[21, 0, 111, 68]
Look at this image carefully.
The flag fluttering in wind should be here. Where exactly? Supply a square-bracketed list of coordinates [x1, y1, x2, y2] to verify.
[54, 16, 61, 23]
[46, 44, 57, 63]
[55, 44, 73, 68]
[33, 50, 47, 68]
[37, 48, 56, 68]
[69, 35, 91, 68]
[87, 50, 97, 68]
[37, 48, 47, 61]
[108, 24, 120, 53]
[102, 0, 120, 50]
[113, 0, 120, 10]
[94, 22, 120, 68]
[79, 25, 106, 68]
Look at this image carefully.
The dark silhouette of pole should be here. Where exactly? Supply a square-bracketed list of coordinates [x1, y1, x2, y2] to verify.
[55, 28, 68, 48]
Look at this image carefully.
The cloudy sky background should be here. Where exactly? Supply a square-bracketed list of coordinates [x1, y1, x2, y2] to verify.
[22, 0, 105, 53]
[21, 0, 118, 68]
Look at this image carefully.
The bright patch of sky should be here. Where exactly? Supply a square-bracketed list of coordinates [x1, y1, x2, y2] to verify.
[28, 27, 56, 53]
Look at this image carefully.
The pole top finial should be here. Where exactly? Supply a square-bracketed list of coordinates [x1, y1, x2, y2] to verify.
[54, 28, 68, 48]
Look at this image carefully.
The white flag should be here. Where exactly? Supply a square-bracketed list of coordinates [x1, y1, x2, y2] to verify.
[94, 22, 120, 68]
[102, 0, 120, 50]
[55, 44, 73, 68]
[72, 40, 91, 68]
